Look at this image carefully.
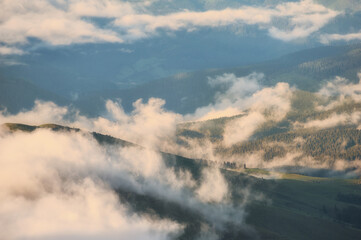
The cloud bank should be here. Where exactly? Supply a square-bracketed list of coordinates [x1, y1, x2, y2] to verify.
[0, 0, 340, 54]
[0, 129, 183, 240]
[0, 94, 255, 239]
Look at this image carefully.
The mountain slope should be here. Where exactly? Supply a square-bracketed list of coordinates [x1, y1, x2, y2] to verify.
[0, 76, 69, 114]
[75, 44, 361, 116]
[2, 122, 361, 240]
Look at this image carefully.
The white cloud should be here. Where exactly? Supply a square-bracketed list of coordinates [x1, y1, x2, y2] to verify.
[269, 0, 340, 41]
[0, 0, 340, 50]
[68, 0, 136, 18]
[222, 81, 292, 146]
[0, 99, 254, 239]
[299, 112, 361, 129]
[0, 100, 68, 125]
[0, 0, 123, 45]
[295, 74, 361, 129]
[236, 149, 361, 177]
[190, 73, 292, 146]
[0, 98, 181, 149]
[114, 0, 339, 42]
[318, 74, 361, 102]
[196, 168, 228, 203]
[0, 46, 24, 55]
[171, 73, 293, 160]
[320, 32, 361, 44]
[76, 98, 182, 148]
[190, 73, 262, 121]
[0, 129, 182, 240]
[223, 112, 265, 147]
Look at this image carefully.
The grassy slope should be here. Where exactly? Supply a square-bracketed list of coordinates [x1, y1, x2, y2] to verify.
[225, 169, 361, 240]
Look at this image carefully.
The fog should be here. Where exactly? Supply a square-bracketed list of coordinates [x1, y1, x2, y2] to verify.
[2, 72, 361, 239]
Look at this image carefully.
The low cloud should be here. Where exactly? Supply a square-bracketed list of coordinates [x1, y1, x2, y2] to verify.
[0, 96, 254, 239]
[165, 73, 293, 163]
[0, 100, 69, 125]
[0, 129, 182, 240]
[190, 73, 262, 121]
[318, 74, 361, 101]
[0, 98, 181, 149]
[78, 98, 182, 148]
[295, 74, 361, 130]
[223, 112, 265, 147]
[232, 148, 361, 178]
[320, 31, 361, 44]
[297, 112, 361, 129]
[196, 168, 228, 203]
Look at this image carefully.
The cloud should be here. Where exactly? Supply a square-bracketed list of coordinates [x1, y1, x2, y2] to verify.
[190, 73, 262, 121]
[226, 141, 361, 177]
[0, 98, 181, 149]
[223, 112, 265, 147]
[0, 100, 69, 125]
[313, 73, 361, 112]
[268, 0, 339, 41]
[0, 125, 244, 239]
[318, 74, 361, 101]
[75, 98, 182, 148]
[0, 0, 123, 46]
[320, 31, 361, 44]
[114, 0, 339, 42]
[165, 73, 293, 163]
[223, 81, 292, 146]
[68, 0, 136, 18]
[0, 98, 255, 239]
[0, 46, 24, 55]
[293, 74, 361, 130]
[297, 112, 361, 129]
[0, 0, 339, 51]
[0, 129, 182, 240]
[196, 168, 228, 203]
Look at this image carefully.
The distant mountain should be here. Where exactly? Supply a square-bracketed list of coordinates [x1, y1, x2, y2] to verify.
[0, 75, 69, 114]
[1, 43, 360, 116]
[0, 28, 304, 98]
[75, 44, 361, 116]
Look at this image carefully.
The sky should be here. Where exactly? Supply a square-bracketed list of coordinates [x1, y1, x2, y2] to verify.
[0, 0, 360, 56]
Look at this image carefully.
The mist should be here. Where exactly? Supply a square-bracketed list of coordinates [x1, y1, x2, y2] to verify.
[2, 71, 361, 239]
[0, 95, 257, 239]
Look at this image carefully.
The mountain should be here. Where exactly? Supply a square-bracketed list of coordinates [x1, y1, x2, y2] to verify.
[3, 122, 361, 240]
[2, 122, 207, 179]
[1, 43, 360, 117]
[75, 43, 361, 116]
[0, 75, 69, 114]
[0, 28, 304, 98]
